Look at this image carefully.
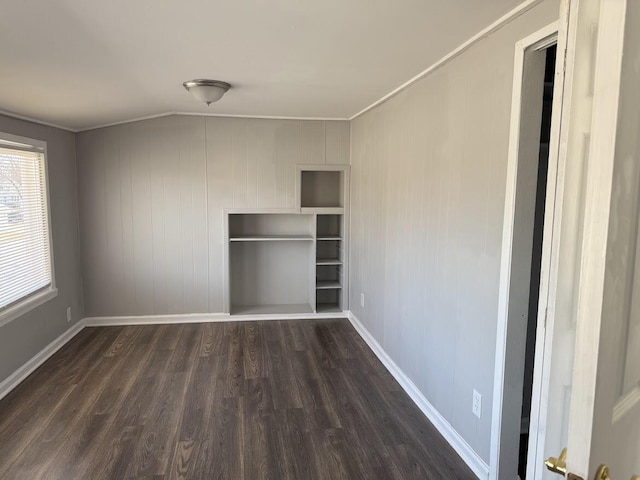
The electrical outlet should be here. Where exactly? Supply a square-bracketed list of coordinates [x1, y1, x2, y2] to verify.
[360, 293, 365, 308]
[66, 306, 72, 323]
[472, 390, 482, 419]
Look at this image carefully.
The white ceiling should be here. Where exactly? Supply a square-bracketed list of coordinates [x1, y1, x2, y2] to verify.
[0, 0, 524, 131]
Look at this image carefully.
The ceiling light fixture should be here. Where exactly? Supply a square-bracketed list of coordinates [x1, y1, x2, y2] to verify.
[183, 79, 231, 105]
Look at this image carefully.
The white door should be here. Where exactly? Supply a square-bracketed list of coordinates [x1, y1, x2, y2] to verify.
[531, 0, 640, 479]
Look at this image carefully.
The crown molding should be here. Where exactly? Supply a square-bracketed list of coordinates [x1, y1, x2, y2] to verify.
[348, 0, 545, 120]
[79, 111, 350, 132]
[0, 109, 78, 133]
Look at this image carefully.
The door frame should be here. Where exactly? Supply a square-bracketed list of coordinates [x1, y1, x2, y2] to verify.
[490, 21, 563, 480]
[564, 0, 628, 475]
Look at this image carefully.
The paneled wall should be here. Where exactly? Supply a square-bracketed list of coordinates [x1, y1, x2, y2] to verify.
[349, 0, 559, 464]
[0, 115, 84, 385]
[76, 115, 349, 317]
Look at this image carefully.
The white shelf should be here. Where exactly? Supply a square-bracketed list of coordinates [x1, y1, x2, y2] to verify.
[316, 281, 342, 290]
[227, 166, 348, 317]
[316, 258, 342, 265]
[230, 235, 313, 242]
[231, 304, 314, 315]
[300, 170, 344, 209]
[301, 207, 344, 215]
[316, 303, 342, 313]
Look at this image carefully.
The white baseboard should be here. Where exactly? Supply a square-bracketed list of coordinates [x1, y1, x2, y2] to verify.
[84, 310, 348, 327]
[348, 311, 490, 480]
[0, 319, 86, 402]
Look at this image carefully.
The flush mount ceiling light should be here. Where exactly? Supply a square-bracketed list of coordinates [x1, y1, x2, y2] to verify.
[183, 79, 231, 105]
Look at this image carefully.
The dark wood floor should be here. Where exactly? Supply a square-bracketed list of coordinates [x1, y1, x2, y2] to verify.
[0, 319, 475, 479]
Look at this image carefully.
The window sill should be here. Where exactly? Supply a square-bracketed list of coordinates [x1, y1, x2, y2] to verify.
[0, 287, 58, 328]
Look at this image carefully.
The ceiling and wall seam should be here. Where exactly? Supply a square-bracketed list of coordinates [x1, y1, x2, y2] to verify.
[79, 112, 352, 133]
[348, 0, 545, 120]
[1, 0, 542, 133]
[0, 109, 78, 133]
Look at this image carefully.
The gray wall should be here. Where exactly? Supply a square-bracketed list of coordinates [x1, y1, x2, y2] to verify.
[0, 115, 84, 384]
[76, 115, 349, 317]
[348, 0, 559, 463]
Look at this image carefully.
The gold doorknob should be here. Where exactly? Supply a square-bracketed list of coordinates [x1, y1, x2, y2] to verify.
[545, 453, 636, 480]
[545, 447, 568, 475]
[595, 465, 610, 480]
[590, 464, 639, 480]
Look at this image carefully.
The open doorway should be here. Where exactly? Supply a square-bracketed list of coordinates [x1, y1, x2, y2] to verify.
[491, 24, 561, 480]
[518, 44, 556, 479]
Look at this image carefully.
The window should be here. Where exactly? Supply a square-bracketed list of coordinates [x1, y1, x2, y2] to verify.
[0, 133, 56, 326]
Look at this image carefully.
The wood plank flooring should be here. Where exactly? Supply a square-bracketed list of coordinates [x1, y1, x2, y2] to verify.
[0, 320, 475, 479]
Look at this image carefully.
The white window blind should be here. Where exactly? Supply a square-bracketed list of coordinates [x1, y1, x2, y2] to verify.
[0, 145, 52, 311]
